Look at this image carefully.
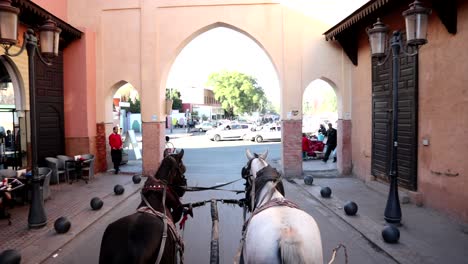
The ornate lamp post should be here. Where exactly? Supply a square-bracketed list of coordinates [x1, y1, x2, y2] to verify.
[367, 0, 431, 224]
[0, 0, 61, 228]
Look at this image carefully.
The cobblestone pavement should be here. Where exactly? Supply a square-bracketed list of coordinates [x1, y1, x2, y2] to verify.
[0, 172, 143, 263]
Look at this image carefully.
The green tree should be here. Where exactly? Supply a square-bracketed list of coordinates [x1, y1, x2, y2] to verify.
[206, 71, 268, 118]
[166, 88, 183, 111]
[128, 98, 140, 113]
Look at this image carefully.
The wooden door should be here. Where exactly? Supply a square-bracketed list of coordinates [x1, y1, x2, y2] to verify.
[371, 47, 418, 191]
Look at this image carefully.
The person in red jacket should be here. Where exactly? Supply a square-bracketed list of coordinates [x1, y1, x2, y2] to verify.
[109, 126, 123, 174]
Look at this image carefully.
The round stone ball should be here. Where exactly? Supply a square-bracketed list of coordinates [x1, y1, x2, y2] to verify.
[114, 184, 125, 195]
[320, 187, 332, 198]
[0, 249, 21, 264]
[382, 225, 400, 244]
[304, 175, 314, 185]
[132, 175, 142, 184]
[344, 201, 358, 216]
[90, 197, 103, 210]
[54, 217, 71, 234]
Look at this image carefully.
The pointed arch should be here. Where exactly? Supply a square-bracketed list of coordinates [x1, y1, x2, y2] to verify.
[0, 55, 26, 110]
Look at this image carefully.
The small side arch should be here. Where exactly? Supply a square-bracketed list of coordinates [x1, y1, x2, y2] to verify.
[0, 55, 26, 110]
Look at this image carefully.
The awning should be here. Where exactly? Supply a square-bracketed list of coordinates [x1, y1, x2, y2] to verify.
[323, 0, 457, 66]
[13, 0, 82, 48]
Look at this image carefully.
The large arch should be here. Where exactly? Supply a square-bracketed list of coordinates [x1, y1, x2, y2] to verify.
[68, 0, 354, 176]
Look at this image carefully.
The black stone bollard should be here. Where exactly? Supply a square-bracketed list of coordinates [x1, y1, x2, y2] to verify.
[54, 217, 71, 234]
[90, 197, 104, 210]
[382, 225, 400, 243]
[320, 187, 332, 198]
[0, 249, 21, 264]
[344, 201, 358, 216]
[132, 175, 142, 184]
[114, 184, 125, 195]
[304, 175, 314, 185]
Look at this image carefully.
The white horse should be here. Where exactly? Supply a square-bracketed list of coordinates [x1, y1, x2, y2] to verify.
[238, 149, 323, 264]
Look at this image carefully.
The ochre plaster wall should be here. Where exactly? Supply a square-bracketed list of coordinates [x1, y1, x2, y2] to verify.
[418, 2, 468, 221]
[350, 3, 468, 222]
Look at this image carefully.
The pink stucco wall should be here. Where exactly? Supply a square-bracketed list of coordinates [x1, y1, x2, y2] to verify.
[351, 3, 468, 222]
[63, 28, 96, 139]
[32, 0, 67, 21]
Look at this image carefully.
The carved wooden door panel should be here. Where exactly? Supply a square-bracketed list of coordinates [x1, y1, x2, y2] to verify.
[371, 49, 418, 191]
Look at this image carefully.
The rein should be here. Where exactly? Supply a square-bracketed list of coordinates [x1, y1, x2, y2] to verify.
[139, 181, 184, 264]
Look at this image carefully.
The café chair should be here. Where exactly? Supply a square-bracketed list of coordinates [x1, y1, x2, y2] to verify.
[45, 157, 67, 185]
[80, 154, 95, 182]
[38, 167, 52, 201]
[57, 155, 76, 183]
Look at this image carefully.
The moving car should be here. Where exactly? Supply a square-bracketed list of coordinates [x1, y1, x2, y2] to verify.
[246, 125, 282, 143]
[206, 123, 251, 141]
[195, 121, 216, 132]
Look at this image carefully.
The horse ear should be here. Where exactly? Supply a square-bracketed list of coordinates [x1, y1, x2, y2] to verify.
[259, 149, 269, 160]
[246, 149, 254, 160]
[177, 149, 184, 159]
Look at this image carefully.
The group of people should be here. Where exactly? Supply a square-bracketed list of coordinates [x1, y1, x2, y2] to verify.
[302, 123, 337, 163]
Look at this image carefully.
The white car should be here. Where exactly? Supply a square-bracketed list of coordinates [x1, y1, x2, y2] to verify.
[246, 125, 282, 143]
[195, 121, 216, 132]
[206, 123, 251, 141]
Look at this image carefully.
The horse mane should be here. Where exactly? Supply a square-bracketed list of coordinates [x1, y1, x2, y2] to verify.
[254, 165, 285, 200]
[154, 154, 185, 184]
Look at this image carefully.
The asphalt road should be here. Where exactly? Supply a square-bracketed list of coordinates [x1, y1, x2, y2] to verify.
[43, 134, 396, 264]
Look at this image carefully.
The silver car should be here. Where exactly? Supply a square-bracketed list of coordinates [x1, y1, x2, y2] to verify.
[206, 124, 251, 141]
[246, 125, 282, 143]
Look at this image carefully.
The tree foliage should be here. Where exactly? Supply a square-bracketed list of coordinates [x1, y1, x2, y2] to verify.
[206, 71, 268, 117]
[128, 98, 140, 113]
[166, 88, 183, 111]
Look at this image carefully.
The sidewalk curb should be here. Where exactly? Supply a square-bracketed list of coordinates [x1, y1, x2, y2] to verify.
[290, 179, 435, 264]
[21, 177, 143, 264]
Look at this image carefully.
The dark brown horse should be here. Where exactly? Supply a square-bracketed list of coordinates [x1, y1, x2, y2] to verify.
[99, 150, 187, 264]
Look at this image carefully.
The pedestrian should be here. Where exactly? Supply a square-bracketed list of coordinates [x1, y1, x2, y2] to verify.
[323, 123, 337, 163]
[302, 133, 310, 160]
[4, 130, 13, 150]
[109, 126, 123, 174]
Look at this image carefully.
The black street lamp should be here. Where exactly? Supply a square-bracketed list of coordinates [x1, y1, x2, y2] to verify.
[367, 0, 431, 225]
[0, 0, 61, 228]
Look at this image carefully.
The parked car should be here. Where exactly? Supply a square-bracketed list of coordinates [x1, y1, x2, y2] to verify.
[245, 125, 282, 143]
[206, 123, 251, 141]
[195, 121, 216, 132]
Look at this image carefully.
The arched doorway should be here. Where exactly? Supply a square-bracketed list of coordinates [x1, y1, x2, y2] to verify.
[302, 79, 338, 172]
[107, 81, 142, 171]
[0, 56, 26, 170]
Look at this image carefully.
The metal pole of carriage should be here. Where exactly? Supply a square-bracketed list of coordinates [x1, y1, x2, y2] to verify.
[210, 199, 220, 264]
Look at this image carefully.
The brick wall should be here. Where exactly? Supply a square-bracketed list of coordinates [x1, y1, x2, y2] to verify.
[142, 122, 164, 176]
[95, 123, 107, 172]
[282, 120, 302, 178]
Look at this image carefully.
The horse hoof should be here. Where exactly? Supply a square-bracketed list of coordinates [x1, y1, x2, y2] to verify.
[344, 201, 358, 216]
[382, 225, 400, 243]
[54, 217, 71, 234]
[114, 184, 125, 195]
[320, 187, 332, 198]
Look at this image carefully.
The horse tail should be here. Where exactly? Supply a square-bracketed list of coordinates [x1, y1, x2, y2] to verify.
[279, 227, 306, 264]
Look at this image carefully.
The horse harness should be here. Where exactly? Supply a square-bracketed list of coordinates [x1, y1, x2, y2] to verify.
[235, 158, 301, 264]
[139, 180, 184, 264]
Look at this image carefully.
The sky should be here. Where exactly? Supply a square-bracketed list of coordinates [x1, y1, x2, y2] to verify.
[166, 0, 369, 107]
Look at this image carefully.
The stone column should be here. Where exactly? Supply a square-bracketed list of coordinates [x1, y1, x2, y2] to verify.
[281, 120, 302, 178]
[337, 119, 352, 175]
[95, 122, 108, 172]
[142, 121, 165, 176]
